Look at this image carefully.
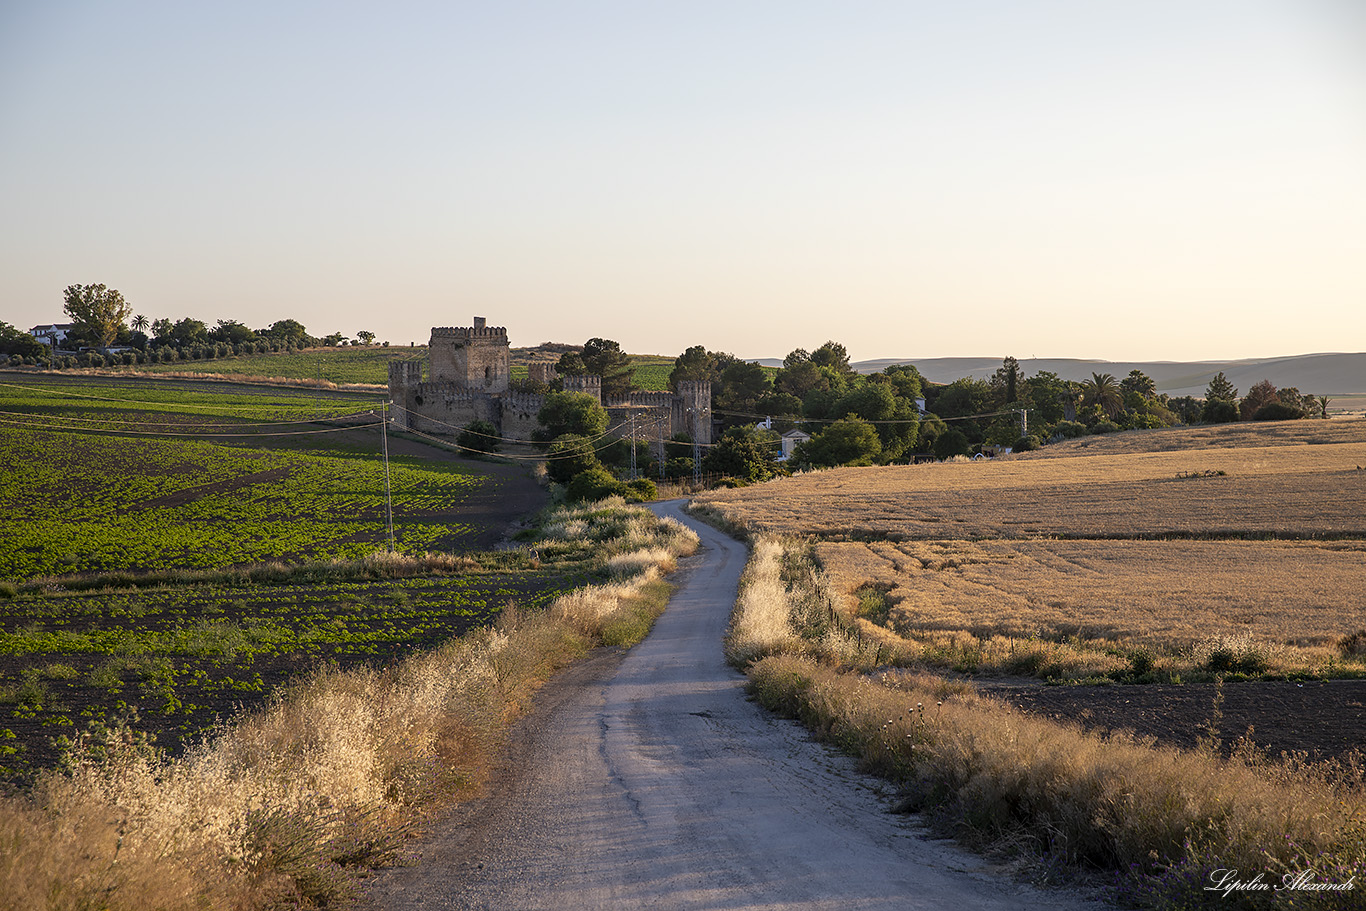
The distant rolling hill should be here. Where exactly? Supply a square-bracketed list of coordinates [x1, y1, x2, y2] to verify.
[838, 353, 1366, 398]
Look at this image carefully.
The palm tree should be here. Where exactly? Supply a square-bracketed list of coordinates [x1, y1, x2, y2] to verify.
[131, 314, 149, 334]
[1082, 372, 1122, 418]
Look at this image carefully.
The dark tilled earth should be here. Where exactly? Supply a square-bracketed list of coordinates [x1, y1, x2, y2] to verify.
[978, 678, 1366, 762]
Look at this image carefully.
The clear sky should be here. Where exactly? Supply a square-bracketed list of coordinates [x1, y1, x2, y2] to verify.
[2, 1, 1363, 362]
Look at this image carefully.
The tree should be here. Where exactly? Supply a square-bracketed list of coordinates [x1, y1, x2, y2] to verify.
[809, 341, 852, 374]
[714, 360, 771, 420]
[834, 381, 918, 460]
[990, 356, 1021, 404]
[0, 321, 45, 358]
[775, 359, 828, 399]
[356, 330, 376, 346]
[1204, 372, 1238, 403]
[63, 283, 131, 350]
[536, 391, 609, 441]
[1021, 371, 1074, 426]
[581, 338, 634, 398]
[1120, 370, 1156, 400]
[1239, 379, 1278, 420]
[1319, 395, 1331, 419]
[131, 314, 149, 334]
[1081, 373, 1122, 419]
[260, 319, 313, 347]
[932, 427, 971, 460]
[210, 319, 255, 345]
[169, 318, 209, 347]
[703, 426, 781, 481]
[797, 415, 882, 468]
[150, 318, 174, 343]
[668, 345, 721, 390]
[545, 434, 601, 483]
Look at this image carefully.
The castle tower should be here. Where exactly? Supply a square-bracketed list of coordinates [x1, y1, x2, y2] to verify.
[387, 360, 423, 430]
[527, 363, 556, 386]
[562, 374, 602, 404]
[428, 317, 510, 393]
[675, 380, 712, 445]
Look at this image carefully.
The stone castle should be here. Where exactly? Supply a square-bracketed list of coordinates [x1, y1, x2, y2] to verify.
[388, 317, 711, 452]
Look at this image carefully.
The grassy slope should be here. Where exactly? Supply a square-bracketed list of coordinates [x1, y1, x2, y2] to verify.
[118, 346, 679, 391]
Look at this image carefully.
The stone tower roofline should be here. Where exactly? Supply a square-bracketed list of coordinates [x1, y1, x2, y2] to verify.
[431, 324, 508, 341]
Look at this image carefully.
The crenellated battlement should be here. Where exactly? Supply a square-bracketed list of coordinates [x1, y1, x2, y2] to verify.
[430, 325, 508, 341]
[505, 391, 547, 414]
[388, 360, 422, 387]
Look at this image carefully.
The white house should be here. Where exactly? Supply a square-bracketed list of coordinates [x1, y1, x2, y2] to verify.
[779, 429, 811, 461]
[29, 324, 74, 347]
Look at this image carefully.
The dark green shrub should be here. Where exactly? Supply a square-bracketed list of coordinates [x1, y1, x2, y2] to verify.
[932, 427, 970, 460]
[1201, 399, 1240, 423]
[546, 434, 599, 483]
[1129, 649, 1155, 677]
[624, 478, 657, 502]
[1251, 401, 1304, 421]
[564, 467, 628, 503]
[458, 419, 500, 454]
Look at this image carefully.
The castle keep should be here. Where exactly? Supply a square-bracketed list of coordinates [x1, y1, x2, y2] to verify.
[388, 317, 711, 453]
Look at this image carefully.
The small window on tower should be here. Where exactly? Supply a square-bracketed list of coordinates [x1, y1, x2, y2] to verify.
[485, 366, 491, 383]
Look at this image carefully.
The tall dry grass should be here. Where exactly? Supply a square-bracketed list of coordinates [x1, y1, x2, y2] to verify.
[0, 499, 697, 911]
[729, 536, 1366, 909]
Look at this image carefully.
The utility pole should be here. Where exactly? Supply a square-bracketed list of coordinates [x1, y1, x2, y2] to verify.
[379, 403, 395, 552]
[629, 410, 637, 480]
[1018, 408, 1028, 438]
[691, 406, 701, 484]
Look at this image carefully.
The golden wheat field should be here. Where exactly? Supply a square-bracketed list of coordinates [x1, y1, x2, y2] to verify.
[696, 418, 1366, 678]
[816, 538, 1366, 646]
[696, 421, 1366, 540]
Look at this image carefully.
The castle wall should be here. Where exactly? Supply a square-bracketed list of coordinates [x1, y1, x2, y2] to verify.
[502, 391, 546, 441]
[390, 318, 711, 450]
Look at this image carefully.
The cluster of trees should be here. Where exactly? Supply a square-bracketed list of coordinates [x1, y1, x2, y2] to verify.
[4, 284, 381, 368]
[1182, 373, 1329, 424]
[669, 348, 1334, 480]
[472, 336, 1337, 496]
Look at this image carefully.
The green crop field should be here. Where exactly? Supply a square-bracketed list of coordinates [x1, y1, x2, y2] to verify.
[102, 344, 679, 390]
[0, 373, 587, 783]
[131, 345, 409, 386]
[0, 571, 577, 782]
[0, 378, 491, 578]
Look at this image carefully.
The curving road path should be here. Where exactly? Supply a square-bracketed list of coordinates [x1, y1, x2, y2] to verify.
[362, 501, 1106, 910]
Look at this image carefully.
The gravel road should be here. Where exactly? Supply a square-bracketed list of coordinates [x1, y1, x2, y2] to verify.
[361, 501, 1106, 910]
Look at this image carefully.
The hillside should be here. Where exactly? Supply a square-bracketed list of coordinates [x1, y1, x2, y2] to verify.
[847, 351, 1366, 397]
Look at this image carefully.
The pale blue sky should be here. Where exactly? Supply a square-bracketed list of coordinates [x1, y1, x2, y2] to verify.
[2, 1, 1363, 361]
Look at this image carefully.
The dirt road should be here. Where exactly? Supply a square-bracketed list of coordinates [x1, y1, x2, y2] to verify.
[362, 502, 1105, 910]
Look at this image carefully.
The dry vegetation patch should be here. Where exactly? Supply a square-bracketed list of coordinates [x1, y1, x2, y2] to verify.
[817, 538, 1366, 678]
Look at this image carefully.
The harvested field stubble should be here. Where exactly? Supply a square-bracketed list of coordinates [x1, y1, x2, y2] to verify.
[695, 427, 1366, 540]
[816, 538, 1366, 678]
